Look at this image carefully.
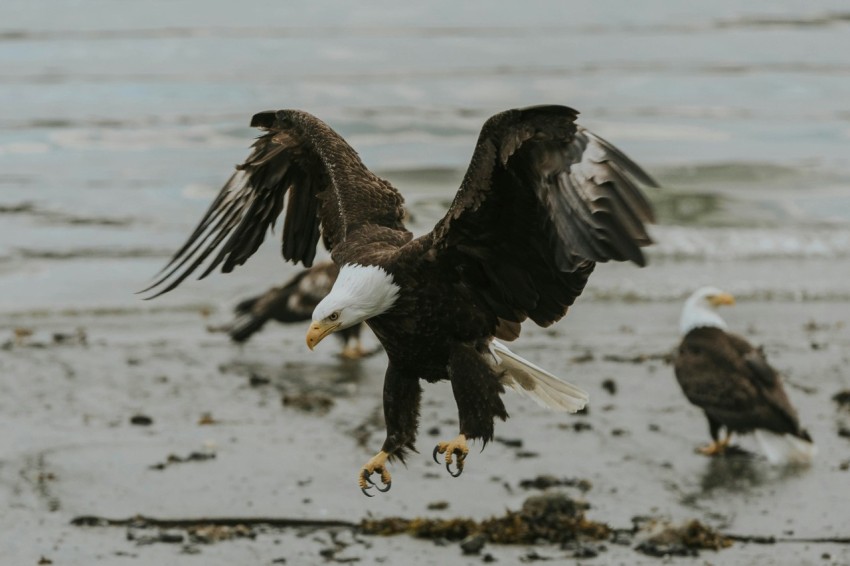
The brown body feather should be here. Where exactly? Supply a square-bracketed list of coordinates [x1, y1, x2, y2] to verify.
[225, 261, 362, 348]
[674, 327, 811, 442]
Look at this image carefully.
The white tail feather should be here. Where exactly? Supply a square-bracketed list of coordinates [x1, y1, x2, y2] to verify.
[753, 430, 817, 465]
[489, 340, 589, 413]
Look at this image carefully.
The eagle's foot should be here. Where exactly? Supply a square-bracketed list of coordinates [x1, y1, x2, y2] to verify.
[432, 434, 468, 477]
[340, 344, 368, 360]
[697, 434, 733, 457]
[359, 450, 392, 496]
[697, 441, 724, 456]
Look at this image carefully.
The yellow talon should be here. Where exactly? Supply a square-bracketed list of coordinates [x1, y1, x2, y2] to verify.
[359, 450, 392, 496]
[432, 434, 469, 477]
[697, 433, 733, 457]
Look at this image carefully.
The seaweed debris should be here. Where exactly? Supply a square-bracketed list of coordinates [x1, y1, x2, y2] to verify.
[633, 518, 732, 557]
[360, 492, 609, 548]
[518, 475, 593, 493]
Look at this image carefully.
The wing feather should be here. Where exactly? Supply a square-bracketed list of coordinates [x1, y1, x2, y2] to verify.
[142, 110, 407, 298]
[429, 105, 656, 330]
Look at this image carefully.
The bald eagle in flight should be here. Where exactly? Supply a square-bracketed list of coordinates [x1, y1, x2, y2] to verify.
[674, 287, 816, 464]
[221, 261, 368, 359]
[144, 105, 656, 494]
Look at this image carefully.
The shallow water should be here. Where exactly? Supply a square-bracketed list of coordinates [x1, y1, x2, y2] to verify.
[2, 0, 850, 313]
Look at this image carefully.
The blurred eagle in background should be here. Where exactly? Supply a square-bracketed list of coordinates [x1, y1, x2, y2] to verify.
[217, 261, 368, 359]
[675, 287, 816, 464]
[144, 105, 656, 494]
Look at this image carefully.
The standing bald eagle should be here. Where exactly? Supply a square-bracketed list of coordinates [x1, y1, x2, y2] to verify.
[222, 261, 368, 359]
[144, 105, 656, 494]
[674, 287, 816, 464]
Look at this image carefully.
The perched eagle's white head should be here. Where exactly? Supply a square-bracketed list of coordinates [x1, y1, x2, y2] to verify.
[679, 286, 736, 335]
[306, 264, 400, 350]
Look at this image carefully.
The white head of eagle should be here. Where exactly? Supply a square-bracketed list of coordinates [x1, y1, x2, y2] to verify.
[679, 286, 736, 336]
[306, 263, 400, 350]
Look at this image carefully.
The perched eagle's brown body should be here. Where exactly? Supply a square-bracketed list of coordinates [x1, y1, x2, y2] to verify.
[675, 327, 811, 443]
[145, 105, 657, 491]
[224, 261, 364, 354]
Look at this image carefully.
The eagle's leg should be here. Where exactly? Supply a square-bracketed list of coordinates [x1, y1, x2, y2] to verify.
[359, 363, 421, 496]
[434, 345, 508, 477]
[339, 324, 375, 360]
[340, 339, 365, 360]
[338, 326, 369, 360]
[697, 416, 728, 456]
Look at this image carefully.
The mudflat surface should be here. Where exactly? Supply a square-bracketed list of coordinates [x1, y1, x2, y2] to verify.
[2, 290, 849, 565]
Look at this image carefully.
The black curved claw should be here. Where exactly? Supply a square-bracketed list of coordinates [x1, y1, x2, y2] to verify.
[360, 469, 375, 497]
[376, 479, 392, 493]
[432, 445, 442, 464]
[446, 457, 465, 477]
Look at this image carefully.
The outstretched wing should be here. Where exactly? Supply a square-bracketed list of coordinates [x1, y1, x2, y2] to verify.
[142, 110, 407, 298]
[430, 105, 656, 327]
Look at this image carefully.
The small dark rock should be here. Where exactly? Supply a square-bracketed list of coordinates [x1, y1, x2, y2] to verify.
[833, 390, 850, 408]
[839, 460, 849, 471]
[283, 392, 335, 414]
[130, 414, 153, 426]
[460, 533, 487, 555]
[570, 351, 594, 363]
[428, 501, 449, 511]
[482, 553, 496, 563]
[611, 428, 628, 437]
[158, 530, 185, 544]
[648, 423, 661, 432]
[518, 475, 592, 493]
[636, 539, 698, 558]
[601, 378, 617, 395]
[249, 373, 270, 386]
[838, 426, 850, 439]
[516, 451, 539, 459]
[609, 529, 633, 546]
[570, 542, 601, 558]
[426, 426, 441, 436]
[520, 550, 551, 562]
[494, 437, 523, 448]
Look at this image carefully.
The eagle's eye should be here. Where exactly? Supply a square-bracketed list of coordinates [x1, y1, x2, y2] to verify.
[328, 311, 340, 322]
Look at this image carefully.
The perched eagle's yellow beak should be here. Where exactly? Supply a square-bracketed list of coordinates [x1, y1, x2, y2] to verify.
[709, 292, 736, 307]
[306, 321, 341, 350]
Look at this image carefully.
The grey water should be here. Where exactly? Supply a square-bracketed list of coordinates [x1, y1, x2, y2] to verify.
[2, 0, 850, 313]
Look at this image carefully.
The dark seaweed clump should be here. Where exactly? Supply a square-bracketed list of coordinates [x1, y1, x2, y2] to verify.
[634, 518, 732, 557]
[359, 492, 609, 545]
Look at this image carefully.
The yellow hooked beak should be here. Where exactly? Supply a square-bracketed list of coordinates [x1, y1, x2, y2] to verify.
[306, 320, 341, 350]
[709, 292, 736, 307]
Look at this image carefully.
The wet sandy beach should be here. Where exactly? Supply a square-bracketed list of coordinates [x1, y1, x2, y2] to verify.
[3, 1, 850, 563]
[2, 281, 849, 564]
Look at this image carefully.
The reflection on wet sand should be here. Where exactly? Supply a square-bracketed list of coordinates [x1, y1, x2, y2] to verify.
[695, 451, 813, 497]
